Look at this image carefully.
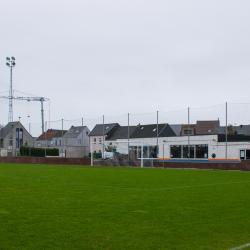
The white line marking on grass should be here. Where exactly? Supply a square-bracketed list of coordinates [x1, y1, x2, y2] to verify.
[150, 181, 250, 191]
[229, 243, 250, 250]
[1, 175, 250, 191]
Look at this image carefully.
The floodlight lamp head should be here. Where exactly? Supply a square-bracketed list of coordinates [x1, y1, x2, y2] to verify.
[12, 62, 16, 66]
[6, 62, 10, 66]
[6, 57, 10, 61]
[11, 56, 15, 60]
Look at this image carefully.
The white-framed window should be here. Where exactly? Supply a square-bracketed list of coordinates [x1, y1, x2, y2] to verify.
[55, 140, 57, 146]
[99, 138, 102, 143]
[38, 143, 41, 147]
[59, 140, 61, 146]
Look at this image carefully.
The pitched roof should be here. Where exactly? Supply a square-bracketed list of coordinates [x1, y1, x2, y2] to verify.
[106, 126, 137, 141]
[53, 130, 68, 138]
[64, 126, 87, 138]
[0, 122, 19, 138]
[169, 124, 181, 136]
[196, 120, 220, 135]
[130, 124, 167, 139]
[159, 124, 177, 137]
[36, 132, 57, 141]
[215, 125, 250, 135]
[89, 123, 120, 138]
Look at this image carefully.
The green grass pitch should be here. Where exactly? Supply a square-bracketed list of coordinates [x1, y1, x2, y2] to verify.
[0, 163, 250, 250]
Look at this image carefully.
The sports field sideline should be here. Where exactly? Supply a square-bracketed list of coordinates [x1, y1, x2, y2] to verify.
[0, 163, 250, 250]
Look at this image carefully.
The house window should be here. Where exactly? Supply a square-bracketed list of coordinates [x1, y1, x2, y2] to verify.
[240, 150, 245, 160]
[170, 145, 182, 158]
[99, 138, 102, 143]
[25, 140, 28, 146]
[16, 128, 23, 148]
[246, 150, 250, 160]
[55, 140, 57, 146]
[94, 138, 96, 142]
[59, 140, 61, 146]
[196, 145, 208, 158]
[78, 139, 81, 144]
[38, 143, 41, 147]
[99, 150, 101, 153]
[86, 132, 88, 135]
[184, 130, 192, 135]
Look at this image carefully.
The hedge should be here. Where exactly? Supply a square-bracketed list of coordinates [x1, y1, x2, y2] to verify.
[88, 152, 102, 159]
[20, 146, 59, 157]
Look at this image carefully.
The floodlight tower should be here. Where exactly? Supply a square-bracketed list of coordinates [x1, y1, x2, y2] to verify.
[6, 57, 16, 123]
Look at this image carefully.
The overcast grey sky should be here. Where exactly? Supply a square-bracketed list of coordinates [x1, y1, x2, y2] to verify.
[1, 0, 250, 133]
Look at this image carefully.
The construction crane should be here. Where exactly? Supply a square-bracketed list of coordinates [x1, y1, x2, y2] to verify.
[0, 95, 49, 133]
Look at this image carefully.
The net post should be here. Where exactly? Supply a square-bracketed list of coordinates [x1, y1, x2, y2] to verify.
[141, 140, 143, 168]
[82, 118, 84, 158]
[28, 123, 30, 157]
[91, 142, 93, 166]
[45, 121, 47, 157]
[163, 144, 164, 168]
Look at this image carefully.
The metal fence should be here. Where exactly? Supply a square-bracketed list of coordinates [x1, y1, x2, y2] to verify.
[1, 102, 250, 160]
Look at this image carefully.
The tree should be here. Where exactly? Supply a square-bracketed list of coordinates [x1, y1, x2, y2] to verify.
[223, 124, 235, 135]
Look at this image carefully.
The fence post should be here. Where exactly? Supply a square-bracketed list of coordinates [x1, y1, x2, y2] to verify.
[226, 102, 227, 162]
[29, 123, 31, 157]
[62, 119, 63, 157]
[45, 121, 47, 157]
[103, 115, 104, 158]
[157, 111, 159, 158]
[188, 107, 190, 161]
[82, 118, 84, 158]
[128, 113, 130, 161]
[163, 144, 164, 168]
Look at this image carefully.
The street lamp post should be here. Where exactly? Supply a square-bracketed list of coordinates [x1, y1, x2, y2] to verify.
[19, 116, 21, 155]
[6, 57, 16, 123]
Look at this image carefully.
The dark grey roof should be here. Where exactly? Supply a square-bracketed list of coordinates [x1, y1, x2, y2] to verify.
[89, 123, 120, 138]
[52, 130, 68, 138]
[159, 124, 177, 137]
[64, 126, 87, 138]
[130, 124, 167, 139]
[106, 126, 137, 141]
[0, 121, 19, 138]
[169, 125, 181, 136]
[215, 125, 250, 135]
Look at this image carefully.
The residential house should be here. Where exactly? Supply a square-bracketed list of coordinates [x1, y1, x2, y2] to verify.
[0, 121, 34, 156]
[89, 123, 120, 153]
[64, 125, 90, 157]
[196, 120, 220, 135]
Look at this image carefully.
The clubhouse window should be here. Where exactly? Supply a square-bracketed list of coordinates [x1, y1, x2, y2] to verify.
[170, 145, 182, 158]
[170, 145, 208, 159]
[196, 145, 208, 158]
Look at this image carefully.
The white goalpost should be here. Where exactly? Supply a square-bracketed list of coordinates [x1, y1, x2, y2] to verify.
[91, 140, 155, 168]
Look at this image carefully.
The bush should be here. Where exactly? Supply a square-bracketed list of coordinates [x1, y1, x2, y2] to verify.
[88, 152, 102, 159]
[20, 146, 59, 157]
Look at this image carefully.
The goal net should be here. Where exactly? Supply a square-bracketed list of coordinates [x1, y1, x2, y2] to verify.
[91, 140, 156, 167]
